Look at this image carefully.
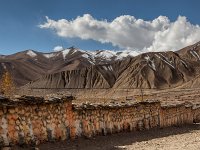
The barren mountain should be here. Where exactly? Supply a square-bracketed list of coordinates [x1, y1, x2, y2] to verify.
[1, 42, 200, 89]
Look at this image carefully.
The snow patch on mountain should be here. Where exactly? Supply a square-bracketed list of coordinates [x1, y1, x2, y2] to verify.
[144, 55, 150, 61]
[193, 51, 200, 60]
[108, 65, 113, 71]
[158, 53, 175, 69]
[37, 47, 141, 63]
[181, 60, 188, 68]
[116, 50, 140, 60]
[144, 55, 156, 71]
[82, 54, 90, 59]
[27, 50, 37, 57]
[71, 49, 78, 55]
[95, 50, 116, 60]
[81, 53, 95, 65]
[102, 66, 108, 70]
[62, 49, 70, 60]
[43, 53, 57, 58]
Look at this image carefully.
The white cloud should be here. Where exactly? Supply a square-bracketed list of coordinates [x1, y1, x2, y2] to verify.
[40, 14, 200, 52]
[53, 45, 64, 51]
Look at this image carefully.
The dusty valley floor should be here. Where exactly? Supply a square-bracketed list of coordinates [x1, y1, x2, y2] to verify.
[19, 87, 200, 106]
[13, 124, 200, 150]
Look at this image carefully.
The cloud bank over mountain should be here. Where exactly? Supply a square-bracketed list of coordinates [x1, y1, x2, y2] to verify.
[39, 14, 200, 52]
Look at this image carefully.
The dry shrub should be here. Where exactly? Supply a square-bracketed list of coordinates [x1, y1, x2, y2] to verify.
[0, 70, 15, 96]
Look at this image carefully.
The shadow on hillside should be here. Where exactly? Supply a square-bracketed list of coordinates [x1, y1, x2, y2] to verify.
[14, 124, 200, 150]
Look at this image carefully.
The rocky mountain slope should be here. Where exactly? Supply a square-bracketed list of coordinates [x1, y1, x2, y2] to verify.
[1, 42, 200, 89]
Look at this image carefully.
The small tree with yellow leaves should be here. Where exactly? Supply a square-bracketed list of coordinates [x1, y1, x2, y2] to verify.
[0, 70, 15, 96]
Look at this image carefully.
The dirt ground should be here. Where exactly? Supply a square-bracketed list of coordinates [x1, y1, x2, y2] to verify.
[18, 88, 200, 106]
[13, 124, 200, 150]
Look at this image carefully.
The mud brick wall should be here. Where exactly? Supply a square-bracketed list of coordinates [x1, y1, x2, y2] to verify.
[0, 96, 200, 147]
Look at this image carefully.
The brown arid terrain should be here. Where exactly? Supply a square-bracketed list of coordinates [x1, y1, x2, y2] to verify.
[17, 87, 200, 107]
[13, 124, 200, 150]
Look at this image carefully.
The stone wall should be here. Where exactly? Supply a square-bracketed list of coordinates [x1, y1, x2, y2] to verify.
[0, 96, 74, 147]
[0, 96, 200, 147]
[160, 103, 194, 128]
[72, 101, 161, 138]
[72, 101, 198, 138]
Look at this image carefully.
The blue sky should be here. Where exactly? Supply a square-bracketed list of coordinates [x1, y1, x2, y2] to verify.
[1, 0, 200, 55]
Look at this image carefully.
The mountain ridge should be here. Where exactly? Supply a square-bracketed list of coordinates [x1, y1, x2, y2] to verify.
[1, 42, 200, 89]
